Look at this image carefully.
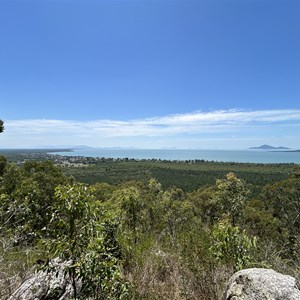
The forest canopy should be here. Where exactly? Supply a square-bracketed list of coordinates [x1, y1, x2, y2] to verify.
[0, 154, 299, 299]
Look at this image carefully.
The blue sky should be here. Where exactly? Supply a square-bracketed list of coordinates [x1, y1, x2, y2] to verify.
[1, 0, 300, 149]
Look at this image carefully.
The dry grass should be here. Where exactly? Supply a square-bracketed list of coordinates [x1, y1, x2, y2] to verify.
[125, 246, 231, 300]
[0, 238, 38, 300]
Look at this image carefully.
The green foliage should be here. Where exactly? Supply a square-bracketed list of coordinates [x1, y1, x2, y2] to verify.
[57, 156, 292, 193]
[77, 221, 131, 299]
[1, 163, 22, 194]
[210, 218, 257, 271]
[178, 220, 220, 298]
[1, 153, 300, 299]
[0, 161, 68, 243]
[0, 119, 4, 133]
[187, 187, 218, 224]
[243, 199, 285, 242]
[92, 182, 116, 202]
[160, 188, 194, 247]
[262, 175, 300, 234]
[48, 183, 96, 258]
[115, 185, 144, 245]
[113, 180, 163, 234]
[260, 173, 300, 259]
[215, 172, 250, 226]
[46, 183, 130, 299]
[0, 155, 7, 176]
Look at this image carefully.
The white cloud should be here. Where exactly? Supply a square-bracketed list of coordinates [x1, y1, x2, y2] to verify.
[2, 109, 300, 148]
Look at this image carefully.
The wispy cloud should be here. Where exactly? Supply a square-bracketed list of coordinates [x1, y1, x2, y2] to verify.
[6, 109, 300, 135]
[2, 109, 300, 148]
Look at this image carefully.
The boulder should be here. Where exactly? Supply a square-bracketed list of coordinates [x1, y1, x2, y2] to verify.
[222, 268, 300, 300]
[8, 258, 81, 300]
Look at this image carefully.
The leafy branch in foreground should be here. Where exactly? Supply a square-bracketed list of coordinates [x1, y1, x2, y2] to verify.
[210, 218, 257, 272]
[45, 183, 131, 299]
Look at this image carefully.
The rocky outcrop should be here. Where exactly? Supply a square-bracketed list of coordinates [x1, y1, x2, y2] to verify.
[222, 268, 300, 300]
[7, 258, 81, 300]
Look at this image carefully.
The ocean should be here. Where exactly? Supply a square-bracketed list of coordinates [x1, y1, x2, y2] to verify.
[52, 148, 300, 164]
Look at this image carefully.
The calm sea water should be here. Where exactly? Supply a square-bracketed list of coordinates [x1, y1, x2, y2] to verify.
[52, 149, 300, 164]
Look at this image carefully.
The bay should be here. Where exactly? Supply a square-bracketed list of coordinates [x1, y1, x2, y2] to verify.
[52, 149, 300, 164]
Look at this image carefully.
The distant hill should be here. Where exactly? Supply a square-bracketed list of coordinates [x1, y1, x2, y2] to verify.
[249, 144, 290, 150]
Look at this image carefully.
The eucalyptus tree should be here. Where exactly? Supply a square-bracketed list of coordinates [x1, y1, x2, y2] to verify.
[47, 183, 130, 299]
[215, 172, 250, 226]
[261, 171, 300, 258]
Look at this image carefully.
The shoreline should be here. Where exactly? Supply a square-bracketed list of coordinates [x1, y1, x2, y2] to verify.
[1, 148, 300, 164]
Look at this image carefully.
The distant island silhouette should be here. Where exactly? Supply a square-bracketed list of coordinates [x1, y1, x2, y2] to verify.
[249, 144, 290, 150]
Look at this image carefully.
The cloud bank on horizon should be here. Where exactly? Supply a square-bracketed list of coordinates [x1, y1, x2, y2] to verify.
[1, 109, 300, 149]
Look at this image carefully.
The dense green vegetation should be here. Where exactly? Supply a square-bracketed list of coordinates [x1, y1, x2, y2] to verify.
[1, 149, 294, 192]
[0, 149, 300, 299]
[65, 160, 294, 197]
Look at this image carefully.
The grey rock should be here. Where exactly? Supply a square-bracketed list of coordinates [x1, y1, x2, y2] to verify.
[8, 258, 81, 300]
[222, 268, 300, 300]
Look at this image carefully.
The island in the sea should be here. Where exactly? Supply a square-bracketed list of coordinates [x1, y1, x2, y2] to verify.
[249, 144, 290, 150]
